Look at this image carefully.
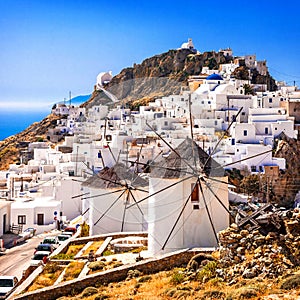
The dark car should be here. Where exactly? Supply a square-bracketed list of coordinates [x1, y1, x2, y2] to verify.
[34, 243, 55, 254]
[57, 234, 71, 244]
[42, 236, 59, 248]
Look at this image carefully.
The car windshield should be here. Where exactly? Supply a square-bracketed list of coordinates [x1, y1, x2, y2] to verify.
[33, 254, 47, 260]
[37, 245, 50, 251]
[43, 239, 55, 244]
[58, 235, 69, 241]
[0, 279, 13, 287]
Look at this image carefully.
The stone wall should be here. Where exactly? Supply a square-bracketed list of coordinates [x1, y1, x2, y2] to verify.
[13, 248, 201, 300]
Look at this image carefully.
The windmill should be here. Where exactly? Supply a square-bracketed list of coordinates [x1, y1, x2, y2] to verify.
[73, 77, 273, 256]
[80, 161, 149, 235]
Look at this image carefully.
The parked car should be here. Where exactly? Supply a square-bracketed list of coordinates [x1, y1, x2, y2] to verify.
[57, 234, 71, 245]
[63, 226, 77, 235]
[60, 231, 73, 238]
[0, 276, 18, 299]
[34, 243, 55, 254]
[30, 251, 50, 266]
[42, 236, 59, 247]
[23, 227, 36, 237]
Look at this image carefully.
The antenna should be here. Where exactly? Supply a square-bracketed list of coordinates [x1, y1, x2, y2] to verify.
[69, 91, 72, 106]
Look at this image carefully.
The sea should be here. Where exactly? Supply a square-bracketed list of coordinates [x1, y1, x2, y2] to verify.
[0, 95, 91, 141]
[0, 110, 49, 141]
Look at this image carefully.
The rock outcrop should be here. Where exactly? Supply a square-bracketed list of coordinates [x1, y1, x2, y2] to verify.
[83, 49, 276, 109]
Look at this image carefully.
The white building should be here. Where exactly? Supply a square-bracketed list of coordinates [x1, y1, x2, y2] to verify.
[96, 71, 113, 89]
[11, 196, 60, 234]
[0, 200, 11, 236]
[148, 138, 229, 255]
[82, 163, 148, 236]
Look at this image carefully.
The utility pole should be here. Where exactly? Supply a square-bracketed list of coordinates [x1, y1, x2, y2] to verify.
[69, 91, 72, 106]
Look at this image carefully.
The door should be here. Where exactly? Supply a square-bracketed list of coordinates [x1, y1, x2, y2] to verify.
[3, 213, 6, 233]
[37, 214, 44, 225]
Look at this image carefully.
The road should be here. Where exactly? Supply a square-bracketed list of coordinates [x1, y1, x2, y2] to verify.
[0, 234, 47, 280]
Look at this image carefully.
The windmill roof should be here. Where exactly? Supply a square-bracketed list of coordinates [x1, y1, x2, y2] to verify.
[82, 163, 148, 189]
[150, 138, 224, 179]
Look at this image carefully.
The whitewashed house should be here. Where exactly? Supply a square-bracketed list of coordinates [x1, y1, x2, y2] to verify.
[0, 200, 11, 235]
[11, 196, 60, 234]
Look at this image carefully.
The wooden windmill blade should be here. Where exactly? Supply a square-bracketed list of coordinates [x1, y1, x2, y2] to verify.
[146, 121, 198, 175]
[93, 189, 127, 226]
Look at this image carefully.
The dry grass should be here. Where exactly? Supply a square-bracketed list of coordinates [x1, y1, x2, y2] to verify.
[82, 241, 104, 256]
[66, 244, 84, 256]
[62, 261, 85, 282]
[51, 267, 300, 300]
[26, 262, 63, 292]
[52, 244, 85, 260]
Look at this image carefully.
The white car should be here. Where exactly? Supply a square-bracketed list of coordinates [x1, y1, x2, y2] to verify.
[30, 251, 50, 266]
[0, 276, 18, 299]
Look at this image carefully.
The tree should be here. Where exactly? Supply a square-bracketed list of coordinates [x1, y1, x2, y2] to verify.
[243, 84, 254, 95]
[240, 174, 260, 196]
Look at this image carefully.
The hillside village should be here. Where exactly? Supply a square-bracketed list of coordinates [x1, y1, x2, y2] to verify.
[1, 41, 300, 298]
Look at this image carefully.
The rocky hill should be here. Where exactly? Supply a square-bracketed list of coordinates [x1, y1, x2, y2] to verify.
[83, 48, 276, 109]
[0, 48, 278, 170]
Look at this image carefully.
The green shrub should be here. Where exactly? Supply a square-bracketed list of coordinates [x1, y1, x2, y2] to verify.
[127, 269, 142, 279]
[103, 249, 114, 256]
[112, 261, 123, 268]
[196, 261, 218, 282]
[280, 274, 300, 290]
[44, 262, 61, 273]
[202, 290, 225, 299]
[170, 268, 186, 285]
[228, 287, 259, 299]
[88, 261, 105, 271]
[52, 253, 74, 260]
[80, 221, 90, 237]
[137, 275, 152, 283]
[82, 286, 98, 297]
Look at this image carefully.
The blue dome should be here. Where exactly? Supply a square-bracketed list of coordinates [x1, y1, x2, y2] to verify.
[206, 74, 223, 80]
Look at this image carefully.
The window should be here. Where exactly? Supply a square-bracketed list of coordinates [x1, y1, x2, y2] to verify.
[243, 130, 248, 136]
[193, 204, 200, 210]
[18, 215, 26, 225]
[259, 166, 263, 172]
[164, 121, 168, 126]
[242, 112, 246, 116]
[251, 166, 256, 172]
[231, 138, 235, 145]
[275, 127, 277, 131]
[191, 183, 199, 202]
[265, 128, 268, 134]
[269, 98, 272, 103]
[215, 120, 218, 126]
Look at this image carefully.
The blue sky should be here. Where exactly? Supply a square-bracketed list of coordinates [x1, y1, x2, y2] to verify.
[0, 0, 299, 112]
